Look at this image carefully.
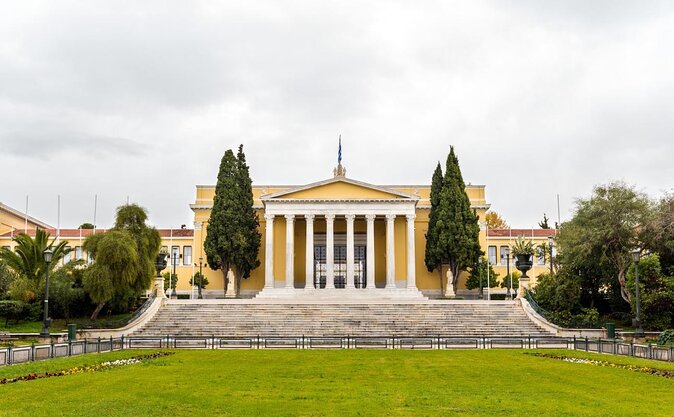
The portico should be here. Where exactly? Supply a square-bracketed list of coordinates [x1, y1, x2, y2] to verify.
[255, 176, 424, 299]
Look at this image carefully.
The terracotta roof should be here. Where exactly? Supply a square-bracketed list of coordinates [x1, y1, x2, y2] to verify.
[487, 229, 557, 238]
[1, 228, 194, 238]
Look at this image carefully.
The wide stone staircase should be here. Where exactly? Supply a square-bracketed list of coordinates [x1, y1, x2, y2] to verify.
[132, 301, 554, 338]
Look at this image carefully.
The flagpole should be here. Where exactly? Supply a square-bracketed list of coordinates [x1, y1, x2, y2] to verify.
[24, 195, 28, 233]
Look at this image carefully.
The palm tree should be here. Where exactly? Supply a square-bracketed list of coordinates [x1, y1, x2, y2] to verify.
[0, 229, 70, 283]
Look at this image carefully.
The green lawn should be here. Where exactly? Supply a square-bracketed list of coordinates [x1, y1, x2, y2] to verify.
[1, 349, 673, 416]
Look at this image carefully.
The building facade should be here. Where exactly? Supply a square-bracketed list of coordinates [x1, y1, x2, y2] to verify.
[1, 169, 556, 299]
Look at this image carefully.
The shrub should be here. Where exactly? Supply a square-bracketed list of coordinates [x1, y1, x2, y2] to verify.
[0, 300, 31, 326]
[658, 329, 674, 345]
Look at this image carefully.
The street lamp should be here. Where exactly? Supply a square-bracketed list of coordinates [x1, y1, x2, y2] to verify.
[632, 248, 644, 338]
[477, 258, 484, 300]
[504, 247, 512, 300]
[197, 256, 204, 299]
[548, 236, 554, 275]
[171, 251, 180, 299]
[40, 248, 53, 338]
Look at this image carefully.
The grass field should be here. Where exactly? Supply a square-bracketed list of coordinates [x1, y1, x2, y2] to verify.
[1, 349, 673, 416]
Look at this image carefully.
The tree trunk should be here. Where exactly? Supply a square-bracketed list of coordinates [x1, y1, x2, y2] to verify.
[450, 262, 460, 295]
[618, 268, 630, 303]
[236, 269, 243, 298]
[438, 265, 444, 298]
[222, 265, 229, 299]
[90, 302, 106, 321]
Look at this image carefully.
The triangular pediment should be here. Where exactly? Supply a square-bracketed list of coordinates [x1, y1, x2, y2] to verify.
[262, 177, 417, 201]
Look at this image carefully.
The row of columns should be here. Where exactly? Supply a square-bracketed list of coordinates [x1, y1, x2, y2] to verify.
[264, 214, 416, 290]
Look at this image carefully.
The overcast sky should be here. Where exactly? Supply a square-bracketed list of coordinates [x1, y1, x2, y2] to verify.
[1, 1, 673, 230]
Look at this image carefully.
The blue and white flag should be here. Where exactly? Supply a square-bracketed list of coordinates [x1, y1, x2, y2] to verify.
[338, 135, 342, 164]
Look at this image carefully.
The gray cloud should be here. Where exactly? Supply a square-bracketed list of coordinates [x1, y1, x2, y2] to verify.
[0, 1, 673, 228]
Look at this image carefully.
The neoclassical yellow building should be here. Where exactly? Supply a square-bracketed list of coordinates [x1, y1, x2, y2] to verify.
[189, 166, 554, 299]
[1, 167, 555, 299]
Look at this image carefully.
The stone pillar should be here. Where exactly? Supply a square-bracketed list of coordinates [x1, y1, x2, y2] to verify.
[305, 214, 315, 289]
[345, 214, 356, 289]
[385, 214, 396, 289]
[264, 214, 274, 289]
[365, 214, 376, 290]
[325, 214, 335, 289]
[517, 277, 530, 299]
[406, 214, 416, 289]
[285, 214, 295, 289]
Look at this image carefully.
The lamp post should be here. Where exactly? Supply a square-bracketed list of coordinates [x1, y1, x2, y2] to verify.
[40, 248, 53, 338]
[477, 258, 484, 300]
[504, 247, 512, 300]
[171, 252, 179, 299]
[548, 236, 554, 275]
[197, 256, 203, 299]
[632, 248, 644, 338]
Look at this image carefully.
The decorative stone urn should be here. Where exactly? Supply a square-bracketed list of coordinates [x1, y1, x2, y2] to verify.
[514, 254, 533, 278]
[515, 254, 533, 299]
[154, 252, 169, 298]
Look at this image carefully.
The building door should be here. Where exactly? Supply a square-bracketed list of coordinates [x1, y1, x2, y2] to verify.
[313, 245, 367, 289]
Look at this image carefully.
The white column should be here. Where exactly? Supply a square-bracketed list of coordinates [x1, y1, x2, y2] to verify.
[365, 214, 376, 289]
[264, 214, 274, 288]
[285, 214, 295, 289]
[325, 214, 335, 289]
[385, 214, 396, 289]
[304, 214, 315, 290]
[406, 214, 417, 289]
[345, 214, 356, 289]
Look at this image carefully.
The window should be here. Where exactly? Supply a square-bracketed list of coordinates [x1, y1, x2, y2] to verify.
[537, 252, 545, 266]
[63, 246, 72, 264]
[171, 246, 180, 266]
[488, 246, 497, 265]
[75, 246, 83, 260]
[183, 246, 192, 266]
[500, 246, 510, 266]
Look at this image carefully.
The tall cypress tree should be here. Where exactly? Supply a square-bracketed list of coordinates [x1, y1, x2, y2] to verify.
[424, 162, 445, 294]
[205, 146, 262, 297]
[233, 145, 261, 295]
[205, 149, 239, 295]
[436, 147, 482, 294]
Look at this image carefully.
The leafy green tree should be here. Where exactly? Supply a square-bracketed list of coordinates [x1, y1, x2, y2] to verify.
[500, 271, 521, 291]
[205, 146, 261, 297]
[555, 182, 651, 304]
[626, 254, 674, 330]
[0, 261, 16, 300]
[0, 229, 70, 284]
[189, 272, 209, 289]
[424, 162, 444, 292]
[644, 194, 674, 276]
[79, 223, 95, 229]
[82, 205, 160, 320]
[163, 272, 177, 293]
[48, 260, 89, 319]
[465, 256, 500, 290]
[532, 271, 581, 313]
[538, 213, 550, 229]
[434, 147, 482, 294]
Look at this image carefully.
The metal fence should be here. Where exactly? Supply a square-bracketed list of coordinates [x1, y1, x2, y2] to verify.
[1, 335, 673, 366]
[573, 336, 674, 362]
[0, 337, 124, 366]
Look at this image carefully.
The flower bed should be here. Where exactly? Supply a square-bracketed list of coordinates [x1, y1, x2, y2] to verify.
[0, 352, 173, 385]
[527, 352, 674, 378]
